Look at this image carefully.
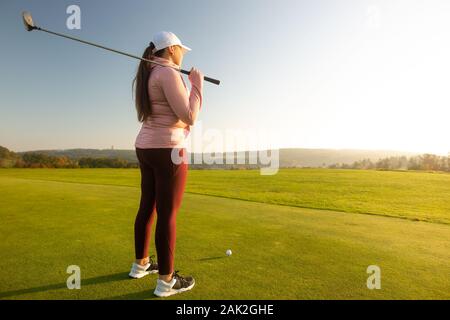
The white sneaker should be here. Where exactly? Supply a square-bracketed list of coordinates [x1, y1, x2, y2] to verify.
[129, 256, 159, 279]
[153, 270, 195, 297]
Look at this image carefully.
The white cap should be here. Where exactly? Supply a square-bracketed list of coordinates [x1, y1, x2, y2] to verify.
[151, 31, 192, 54]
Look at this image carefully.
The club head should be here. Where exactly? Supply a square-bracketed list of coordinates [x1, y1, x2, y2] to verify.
[22, 11, 35, 31]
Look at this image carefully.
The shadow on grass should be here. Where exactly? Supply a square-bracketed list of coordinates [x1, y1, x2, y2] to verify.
[0, 271, 131, 299]
[197, 256, 226, 261]
[105, 290, 161, 300]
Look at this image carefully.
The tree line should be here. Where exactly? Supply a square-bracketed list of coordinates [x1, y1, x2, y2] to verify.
[0, 146, 137, 168]
[2, 145, 449, 171]
[328, 154, 450, 172]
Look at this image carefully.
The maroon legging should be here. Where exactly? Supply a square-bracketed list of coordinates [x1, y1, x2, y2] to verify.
[134, 147, 188, 275]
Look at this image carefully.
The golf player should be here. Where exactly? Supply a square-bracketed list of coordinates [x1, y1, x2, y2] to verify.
[129, 31, 204, 297]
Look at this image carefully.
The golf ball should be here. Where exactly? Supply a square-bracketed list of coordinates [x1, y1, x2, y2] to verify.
[226, 249, 232, 256]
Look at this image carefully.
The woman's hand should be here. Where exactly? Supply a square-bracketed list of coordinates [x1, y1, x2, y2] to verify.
[188, 67, 204, 86]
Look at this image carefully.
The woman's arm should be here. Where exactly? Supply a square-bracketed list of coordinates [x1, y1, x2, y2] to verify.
[159, 67, 203, 126]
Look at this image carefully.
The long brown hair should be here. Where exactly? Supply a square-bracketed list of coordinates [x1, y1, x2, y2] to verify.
[132, 42, 165, 122]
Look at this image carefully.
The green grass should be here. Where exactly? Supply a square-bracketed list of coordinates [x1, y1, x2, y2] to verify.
[2, 168, 450, 224]
[0, 168, 449, 299]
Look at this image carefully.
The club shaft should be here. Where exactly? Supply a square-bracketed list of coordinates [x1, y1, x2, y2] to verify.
[35, 26, 220, 85]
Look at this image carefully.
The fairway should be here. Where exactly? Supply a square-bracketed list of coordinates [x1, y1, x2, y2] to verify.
[0, 168, 449, 299]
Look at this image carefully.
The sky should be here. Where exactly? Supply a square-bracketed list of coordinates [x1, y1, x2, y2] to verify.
[0, 0, 449, 155]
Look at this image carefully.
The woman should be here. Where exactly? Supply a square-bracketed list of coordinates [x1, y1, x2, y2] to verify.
[129, 31, 204, 297]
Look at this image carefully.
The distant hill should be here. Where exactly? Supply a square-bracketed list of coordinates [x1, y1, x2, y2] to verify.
[278, 148, 419, 167]
[15, 147, 419, 168]
[16, 148, 139, 162]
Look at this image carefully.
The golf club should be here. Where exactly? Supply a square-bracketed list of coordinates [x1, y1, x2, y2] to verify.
[21, 11, 220, 85]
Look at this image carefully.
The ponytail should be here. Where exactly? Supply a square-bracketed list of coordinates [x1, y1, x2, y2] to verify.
[132, 41, 165, 122]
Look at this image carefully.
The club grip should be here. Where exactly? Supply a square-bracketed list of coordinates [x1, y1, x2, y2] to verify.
[180, 69, 220, 85]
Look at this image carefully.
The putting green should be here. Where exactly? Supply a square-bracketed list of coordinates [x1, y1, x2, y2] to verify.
[0, 170, 449, 299]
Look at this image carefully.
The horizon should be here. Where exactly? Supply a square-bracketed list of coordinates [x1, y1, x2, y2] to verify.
[1, 0, 449, 155]
[5, 144, 448, 157]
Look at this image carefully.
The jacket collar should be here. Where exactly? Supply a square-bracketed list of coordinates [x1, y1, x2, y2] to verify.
[150, 56, 180, 69]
